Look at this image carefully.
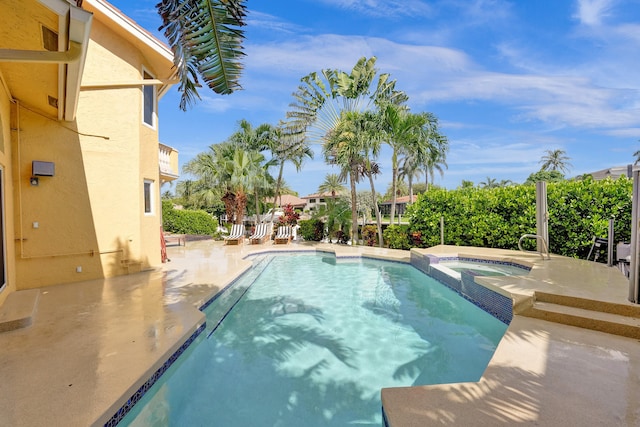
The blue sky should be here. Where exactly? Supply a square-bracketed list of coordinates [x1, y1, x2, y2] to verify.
[110, 0, 640, 197]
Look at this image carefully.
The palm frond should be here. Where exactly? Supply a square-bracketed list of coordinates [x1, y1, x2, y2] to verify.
[157, 0, 247, 110]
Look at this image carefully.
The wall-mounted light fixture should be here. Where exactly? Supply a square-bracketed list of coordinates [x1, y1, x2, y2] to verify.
[31, 161, 54, 186]
[32, 161, 55, 177]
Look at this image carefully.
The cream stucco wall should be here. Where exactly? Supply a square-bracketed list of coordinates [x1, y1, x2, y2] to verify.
[9, 8, 172, 289]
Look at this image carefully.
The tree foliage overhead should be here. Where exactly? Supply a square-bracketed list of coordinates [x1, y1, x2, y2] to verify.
[285, 56, 407, 141]
[157, 0, 248, 110]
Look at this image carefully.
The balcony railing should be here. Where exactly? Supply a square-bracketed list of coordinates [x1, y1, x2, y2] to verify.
[159, 143, 179, 182]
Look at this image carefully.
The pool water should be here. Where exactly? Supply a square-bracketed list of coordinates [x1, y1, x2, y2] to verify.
[121, 254, 508, 426]
[440, 260, 530, 277]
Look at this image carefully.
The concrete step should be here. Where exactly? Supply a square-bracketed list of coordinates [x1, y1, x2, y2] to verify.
[522, 299, 640, 339]
[0, 289, 39, 332]
[535, 291, 640, 317]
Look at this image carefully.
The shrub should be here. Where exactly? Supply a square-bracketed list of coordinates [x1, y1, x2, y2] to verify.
[383, 225, 411, 250]
[278, 204, 300, 226]
[298, 219, 324, 241]
[332, 230, 348, 244]
[362, 225, 378, 246]
[162, 201, 220, 236]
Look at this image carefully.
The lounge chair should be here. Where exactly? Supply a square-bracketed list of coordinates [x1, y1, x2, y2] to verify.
[274, 225, 292, 245]
[249, 223, 271, 244]
[224, 224, 245, 245]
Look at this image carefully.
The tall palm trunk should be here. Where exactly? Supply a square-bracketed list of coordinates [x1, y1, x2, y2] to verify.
[222, 192, 235, 223]
[367, 172, 384, 247]
[390, 168, 399, 224]
[390, 151, 398, 225]
[234, 190, 247, 225]
[254, 189, 260, 223]
[270, 162, 285, 222]
[408, 175, 414, 204]
[349, 166, 359, 245]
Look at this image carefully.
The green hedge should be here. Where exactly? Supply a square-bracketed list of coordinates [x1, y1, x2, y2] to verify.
[162, 201, 220, 236]
[383, 225, 411, 250]
[406, 177, 632, 258]
[299, 219, 325, 241]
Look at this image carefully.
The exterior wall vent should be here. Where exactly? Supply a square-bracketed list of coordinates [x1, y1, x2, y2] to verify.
[41, 25, 58, 52]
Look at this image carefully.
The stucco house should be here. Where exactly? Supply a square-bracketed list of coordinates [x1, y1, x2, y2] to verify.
[0, 0, 178, 306]
[302, 192, 343, 212]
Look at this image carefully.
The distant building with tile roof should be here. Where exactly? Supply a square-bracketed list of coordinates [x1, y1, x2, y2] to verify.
[265, 194, 307, 209]
[379, 195, 418, 216]
[585, 165, 633, 181]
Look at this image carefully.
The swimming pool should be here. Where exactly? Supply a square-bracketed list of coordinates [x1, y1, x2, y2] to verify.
[120, 253, 509, 426]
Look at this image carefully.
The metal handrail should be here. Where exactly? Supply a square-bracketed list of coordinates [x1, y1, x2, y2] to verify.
[518, 234, 551, 260]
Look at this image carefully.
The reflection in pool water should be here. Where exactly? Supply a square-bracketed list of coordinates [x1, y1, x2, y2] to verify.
[122, 253, 509, 427]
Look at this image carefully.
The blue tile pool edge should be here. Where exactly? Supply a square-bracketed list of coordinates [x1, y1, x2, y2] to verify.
[103, 323, 206, 427]
[410, 251, 516, 325]
[105, 255, 276, 426]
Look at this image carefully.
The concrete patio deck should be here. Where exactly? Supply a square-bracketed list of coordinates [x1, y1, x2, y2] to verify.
[0, 240, 638, 426]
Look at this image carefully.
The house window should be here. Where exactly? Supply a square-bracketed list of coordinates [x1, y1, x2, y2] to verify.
[142, 70, 156, 128]
[320, 198, 325, 203]
[144, 179, 154, 215]
[310, 198, 316, 203]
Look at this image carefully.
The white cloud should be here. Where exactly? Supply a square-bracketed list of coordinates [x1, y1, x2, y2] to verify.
[243, 31, 640, 136]
[574, 0, 616, 26]
[247, 11, 308, 35]
[448, 142, 545, 166]
[605, 127, 640, 138]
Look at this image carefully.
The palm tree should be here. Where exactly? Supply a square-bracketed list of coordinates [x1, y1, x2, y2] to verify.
[399, 155, 422, 203]
[353, 111, 385, 247]
[228, 119, 274, 152]
[634, 147, 640, 165]
[267, 126, 313, 222]
[227, 120, 278, 218]
[318, 173, 346, 198]
[226, 149, 266, 224]
[156, 0, 248, 110]
[360, 160, 384, 247]
[424, 138, 448, 190]
[323, 111, 385, 247]
[184, 142, 265, 224]
[479, 177, 498, 189]
[381, 106, 447, 225]
[323, 111, 367, 245]
[286, 56, 406, 244]
[539, 149, 572, 174]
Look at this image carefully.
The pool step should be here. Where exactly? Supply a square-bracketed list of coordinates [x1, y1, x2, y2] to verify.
[521, 293, 640, 339]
